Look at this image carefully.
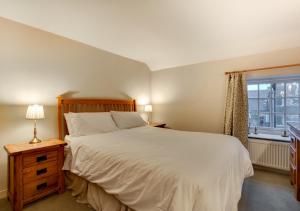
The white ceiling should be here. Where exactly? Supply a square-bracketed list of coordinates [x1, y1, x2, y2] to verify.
[1, 0, 300, 70]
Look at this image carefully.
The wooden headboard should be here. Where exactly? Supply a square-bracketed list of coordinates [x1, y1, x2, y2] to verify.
[57, 96, 136, 139]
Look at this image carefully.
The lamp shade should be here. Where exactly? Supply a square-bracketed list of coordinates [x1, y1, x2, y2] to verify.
[144, 104, 152, 112]
[26, 105, 45, 120]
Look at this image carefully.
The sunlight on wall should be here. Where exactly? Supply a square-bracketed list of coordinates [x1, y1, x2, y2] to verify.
[136, 96, 150, 106]
[16, 91, 45, 105]
[151, 79, 185, 104]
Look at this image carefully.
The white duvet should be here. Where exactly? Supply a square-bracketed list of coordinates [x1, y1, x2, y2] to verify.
[67, 126, 253, 211]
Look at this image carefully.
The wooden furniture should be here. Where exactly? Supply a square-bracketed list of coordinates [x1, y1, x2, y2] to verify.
[57, 97, 137, 139]
[287, 122, 300, 201]
[4, 139, 67, 211]
[149, 122, 166, 128]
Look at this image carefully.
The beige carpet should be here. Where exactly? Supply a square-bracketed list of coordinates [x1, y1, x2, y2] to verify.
[238, 169, 300, 211]
[1, 169, 299, 211]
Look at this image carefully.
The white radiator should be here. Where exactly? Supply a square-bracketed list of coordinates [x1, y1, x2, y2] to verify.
[248, 139, 290, 171]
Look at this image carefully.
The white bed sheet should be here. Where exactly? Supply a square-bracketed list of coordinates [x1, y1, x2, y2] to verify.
[66, 126, 253, 211]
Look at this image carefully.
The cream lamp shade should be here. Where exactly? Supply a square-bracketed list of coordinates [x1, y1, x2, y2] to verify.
[26, 105, 45, 120]
[144, 104, 153, 112]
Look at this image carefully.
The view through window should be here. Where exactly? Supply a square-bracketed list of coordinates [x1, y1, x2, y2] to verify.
[247, 76, 300, 135]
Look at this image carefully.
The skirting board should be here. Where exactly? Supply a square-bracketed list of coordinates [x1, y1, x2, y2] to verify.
[0, 189, 7, 199]
[253, 164, 289, 175]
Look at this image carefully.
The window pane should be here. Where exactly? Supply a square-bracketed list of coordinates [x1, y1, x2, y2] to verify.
[248, 84, 258, 98]
[274, 82, 285, 98]
[248, 99, 258, 112]
[273, 98, 285, 112]
[286, 98, 300, 114]
[274, 114, 284, 128]
[249, 112, 259, 127]
[259, 83, 272, 98]
[259, 113, 270, 127]
[286, 82, 299, 97]
[248, 79, 300, 131]
[286, 115, 300, 123]
[259, 99, 270, 112]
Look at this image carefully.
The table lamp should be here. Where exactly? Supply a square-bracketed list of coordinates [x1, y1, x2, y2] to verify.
[26, 104, 45, 144]
[144, 104, 152, 124]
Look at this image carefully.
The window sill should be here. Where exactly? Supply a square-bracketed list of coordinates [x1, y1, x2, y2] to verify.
[248, 133, 290, 142]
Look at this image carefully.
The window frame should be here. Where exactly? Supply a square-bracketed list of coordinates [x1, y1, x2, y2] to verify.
[247, 76, 300, 135]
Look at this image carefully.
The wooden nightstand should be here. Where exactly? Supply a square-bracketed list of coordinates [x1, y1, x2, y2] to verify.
[4, 139, 67, 211]
[149, 122, 166, 128]
[288, 122, 300, 201]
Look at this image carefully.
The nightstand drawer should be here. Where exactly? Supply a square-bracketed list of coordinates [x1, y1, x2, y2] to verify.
[23, 150, 58, 168]
[23, 175, 58, 200]
[23, 161, 58, 184]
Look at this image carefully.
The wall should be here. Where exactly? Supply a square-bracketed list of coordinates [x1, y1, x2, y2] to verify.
[0, 18, 151, 197]
[151, 47, 300, 133]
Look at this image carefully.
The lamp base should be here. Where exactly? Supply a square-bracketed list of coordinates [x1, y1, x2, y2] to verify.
[29, 137, 42, 144]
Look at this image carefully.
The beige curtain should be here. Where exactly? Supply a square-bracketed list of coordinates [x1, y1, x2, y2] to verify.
[224, 73, 248, 147]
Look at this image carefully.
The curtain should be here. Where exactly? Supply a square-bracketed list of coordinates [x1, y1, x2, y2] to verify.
[224, 73, 249, 147]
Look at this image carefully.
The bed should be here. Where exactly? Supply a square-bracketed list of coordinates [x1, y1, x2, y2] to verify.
[57, 97, 254, 211]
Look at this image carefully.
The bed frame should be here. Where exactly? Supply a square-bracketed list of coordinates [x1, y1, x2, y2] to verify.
[57, 96, 136, 139]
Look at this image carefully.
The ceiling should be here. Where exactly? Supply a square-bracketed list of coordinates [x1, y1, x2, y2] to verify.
[1, 0, 300, 70]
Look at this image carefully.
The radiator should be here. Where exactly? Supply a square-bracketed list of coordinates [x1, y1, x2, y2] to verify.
[248, 139, 290, 171]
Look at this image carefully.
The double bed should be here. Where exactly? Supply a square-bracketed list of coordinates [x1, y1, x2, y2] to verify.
[57, 97, 253, 211]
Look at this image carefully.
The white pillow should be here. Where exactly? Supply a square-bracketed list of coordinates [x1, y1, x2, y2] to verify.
[64, 113, 76, 135]
[110, 111, 147, 129]
[64, 112, 119, 136]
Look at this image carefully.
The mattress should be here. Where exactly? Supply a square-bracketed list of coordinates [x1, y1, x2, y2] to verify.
[65, 126, 253, 211]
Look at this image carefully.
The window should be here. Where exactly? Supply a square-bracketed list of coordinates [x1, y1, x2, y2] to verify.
[247, 76, 300, 135]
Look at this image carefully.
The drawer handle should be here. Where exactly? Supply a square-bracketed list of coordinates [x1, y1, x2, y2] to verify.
[36, 155, 47, 163]
[36, 182, 47, 191]
[36, 168, 47, 176]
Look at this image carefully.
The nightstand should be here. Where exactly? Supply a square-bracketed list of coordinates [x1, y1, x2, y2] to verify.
[149, 122, 166, 128]
[4, 139, 67, 211]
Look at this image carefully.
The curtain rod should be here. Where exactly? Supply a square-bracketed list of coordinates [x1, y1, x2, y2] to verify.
[225, 63, 300, 75]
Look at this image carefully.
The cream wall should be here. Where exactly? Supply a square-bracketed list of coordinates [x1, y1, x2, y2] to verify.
[0, 18, 151, 197]
[151, 47, 300, 133]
